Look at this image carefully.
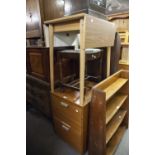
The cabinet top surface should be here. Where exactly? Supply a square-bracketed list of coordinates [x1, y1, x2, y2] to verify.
[44, 13, 86, 24]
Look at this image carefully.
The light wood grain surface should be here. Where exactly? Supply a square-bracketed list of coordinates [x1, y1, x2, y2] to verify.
[104, 78, 128, 101]
[49, 24, 54, 92]
[107, 126, 126, 155]
[84, 15, 116, 48]
[44, 13, 85, 24]
[106, 94, 128, 124]
[106, 110, 127, 144]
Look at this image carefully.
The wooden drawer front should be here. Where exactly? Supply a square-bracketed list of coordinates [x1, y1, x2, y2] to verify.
[54, 117, 82, 152]
[52, 95, 82, 127]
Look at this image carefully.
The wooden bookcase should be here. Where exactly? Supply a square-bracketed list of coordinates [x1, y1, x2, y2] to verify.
[89, 70, 129, 155]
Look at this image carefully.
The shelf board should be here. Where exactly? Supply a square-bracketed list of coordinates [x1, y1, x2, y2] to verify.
[106, 94, 128, 124]
[121, 43, 129, 46]
[104, 78, 128, 101]
[107, 126, 126, 155]
[119, 60, 129, 65]
[106, 110, 127, 144]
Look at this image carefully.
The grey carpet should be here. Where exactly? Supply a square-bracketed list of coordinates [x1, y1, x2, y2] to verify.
[26, 107, 128, 155]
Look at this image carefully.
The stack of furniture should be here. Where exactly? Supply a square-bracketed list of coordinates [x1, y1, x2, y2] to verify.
[89, 70, 129, 155]
[119, 31, 129, 70]
[107, 12, 129, 70]
[44, 13, 116, 154]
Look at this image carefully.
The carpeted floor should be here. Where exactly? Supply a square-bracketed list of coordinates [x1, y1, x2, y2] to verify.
[26, 106, 129, 155]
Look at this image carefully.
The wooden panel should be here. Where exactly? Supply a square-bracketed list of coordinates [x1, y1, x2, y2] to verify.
[42, 0, 64, 21]
[29, 53, 43, 75]
[54, 20, 80, 32]
[26, 0, 42, 38]
[52, 94, 82, 128]
[84, 14, 116, 48]
[107, 126, 126, 155]
[106, 94, 128, 124]
[26, 48, 50, 82]
[53, 117, 82, 152]
[106, 110, 127, 144]
[88, 89, 106, 155]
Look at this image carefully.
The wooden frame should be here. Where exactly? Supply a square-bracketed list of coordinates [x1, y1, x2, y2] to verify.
[89, 70, 129, 155]
[46, 13, 116, 106]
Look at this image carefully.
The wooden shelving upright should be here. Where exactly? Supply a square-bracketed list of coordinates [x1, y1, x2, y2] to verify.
[89, 70, 129, 155]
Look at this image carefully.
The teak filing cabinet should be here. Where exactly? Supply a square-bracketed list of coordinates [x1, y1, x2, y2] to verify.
[44, 13, 116, 154]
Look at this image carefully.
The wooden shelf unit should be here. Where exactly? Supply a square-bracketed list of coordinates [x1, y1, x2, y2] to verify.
[44, 13, 116, 154]
[89, 70, 129, 155]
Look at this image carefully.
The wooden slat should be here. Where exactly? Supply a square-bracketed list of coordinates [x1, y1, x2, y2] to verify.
[49, 24, 54, 92]
[106, 94, 128, 124]
[107, 126, 126, 155]
[107, 47, 111, 77]
[79, 19, 86, 106]
[106, 110, 127, 144]
[104, 78, 128, 101]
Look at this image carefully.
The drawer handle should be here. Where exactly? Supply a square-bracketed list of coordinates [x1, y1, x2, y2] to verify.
[60, 102, 69, 108]
[62, 125, 70, 131]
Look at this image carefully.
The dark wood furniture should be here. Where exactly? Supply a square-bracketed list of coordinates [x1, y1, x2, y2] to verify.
[88, 70, 129, 155]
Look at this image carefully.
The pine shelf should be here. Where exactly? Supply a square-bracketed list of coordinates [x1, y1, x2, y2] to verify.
[104, 78, 128, 101]
[106, 110, 127, 144]
[106, 94, 128, 124]
[107, 126, 126, 155]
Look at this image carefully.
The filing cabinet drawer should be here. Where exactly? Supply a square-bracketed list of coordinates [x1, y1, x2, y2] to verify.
[54, 117, 83, 152]
[52, 95, 83, 127]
